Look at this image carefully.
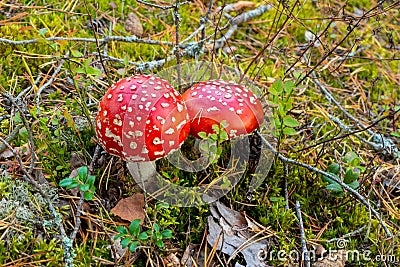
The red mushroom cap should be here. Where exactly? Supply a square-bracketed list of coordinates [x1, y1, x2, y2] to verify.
[95, 75, 191, 162]
[182, 79, 264, 138]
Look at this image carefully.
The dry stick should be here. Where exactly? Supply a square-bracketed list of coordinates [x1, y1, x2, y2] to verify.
[0, 36, 174, 46]
[295, 201, 310, 267]
[0, 124, 23, 154]
[255, 130, 392, 237]
[303, 55, 400, 159]
[173, 1, 183, 92]
[36, 59, 65, 115]
[1, 92, 37, 174]
[0, 136, 74, 267]
[136, 0, 189, 10]
[283, 163, 290, 210]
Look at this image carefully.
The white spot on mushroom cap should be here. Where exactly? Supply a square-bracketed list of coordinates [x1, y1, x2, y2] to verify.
[165, 128, 175, 135]
[236, 109, 243, 115]
[129, 121, 134, 127]
[117, 94, 123, 102]
[132, 94, 138, 100]
[207, 106, 220, 112]
[177, 103, 184, 112]
[154, 151, 165, 156]
[176, 120, 187, 130]
[130, 142, 137, 149]
[107, 94, 112, 99]
[130, 84, 137, 90]
[137, 117, 142, 121]
[169, 140, 175, 147]
[161, 103, 170, 108]
[153, 137, 164, 145]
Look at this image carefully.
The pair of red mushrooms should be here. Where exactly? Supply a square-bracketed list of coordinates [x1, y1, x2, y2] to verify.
[95, 75, 264, 162]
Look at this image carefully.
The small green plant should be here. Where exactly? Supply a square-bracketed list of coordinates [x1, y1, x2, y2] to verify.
[197, 120, 229, 165]
[114, 219, 173, 252]
[59, 166, 96, 200]
[268, 79, 299, 138]
[323, 151, 361, 196]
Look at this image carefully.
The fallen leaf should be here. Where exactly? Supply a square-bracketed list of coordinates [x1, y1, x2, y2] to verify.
[163, 253, 180, 267]
[207, 202, 272, 267]
[125, 12, 143, 36]
[111, 193, 145, 222]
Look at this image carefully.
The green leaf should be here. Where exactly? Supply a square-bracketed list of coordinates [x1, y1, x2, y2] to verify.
[83, 191, 94, 201]
[129, 241, 140, 252]
[390, 132, 400, 138]
[269, 79, 283, 96]
[220, 131, 229, 140]
[155, 240, 164, 248]
[13, 112, 22, 123]
[120, 237, 133, 249]
[71, 49, 83, 58]
[209, 133, 218, 141]
[212, 124, 220, 133]
[344, 168, 360, 184]
[156, 203, 169, 210]
[348, 180, 359, 190]
[161, 230, 172, 239]
[65, 180, 80, 190]
[282, 116, 299, 127]
[322, 173, 340, 185]
[278, 102, 286, 117]
[327, 163, 340, 174]
[343, 151, 361, 166]
[198, 132, 207, 139]
[85, 66, 101, 76]
[282, 127, 297, 135]
[116, 226, 128, 235]
[79, 183, 90, 192]
[284, 81, 295, 93]
[153, 223, 160, 233]
[78, 166, 88, 180]
[129, 219, 141, 237]
[86, 175, 95, 186]
[59, 178, 73, 187]
[138, 232, 149, 240]
[39, 28, 48, 37]
[113, 233, 125, 240]
[326, 183, 343, 192]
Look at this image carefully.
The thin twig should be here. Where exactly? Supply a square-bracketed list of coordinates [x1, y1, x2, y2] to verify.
[1, 91, 37, 174]
[0, 125, 23, 154]
[295, 201, 310, 267]
[36, 59, 65, 115]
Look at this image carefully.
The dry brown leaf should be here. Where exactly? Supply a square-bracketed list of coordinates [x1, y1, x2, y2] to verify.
[163, 253, 181, 267]
[125, 12, 143, 37]
[111, 193, 145, 222]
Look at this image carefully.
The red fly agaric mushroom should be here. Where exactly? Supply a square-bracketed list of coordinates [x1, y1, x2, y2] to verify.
[95, 74, 191, 162]
[182, 79, 264, 138]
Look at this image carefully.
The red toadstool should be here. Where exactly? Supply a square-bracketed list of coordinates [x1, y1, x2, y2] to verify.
[95, 74, 191, 162]
[182, 79, 264, 138]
